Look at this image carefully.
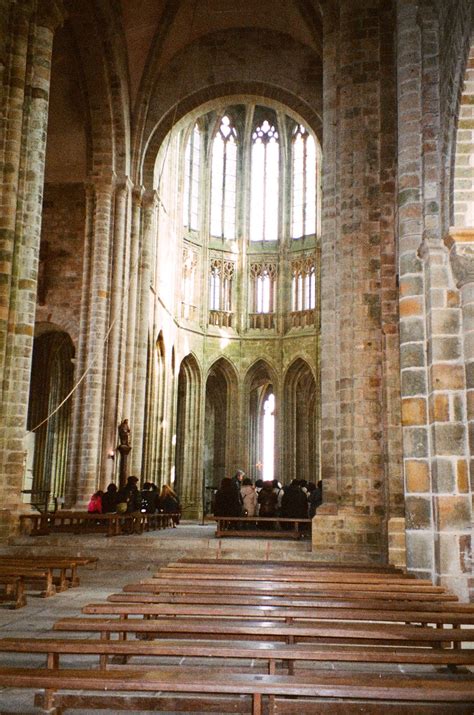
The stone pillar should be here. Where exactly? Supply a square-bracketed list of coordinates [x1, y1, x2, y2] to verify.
[314, 0, 398, 563]
[73, 175, 115, 506]
[123, 188, 143, 424]
[100, 179, 133, 487]
[0, 0, 65, 536]
[444, 228, 474, 600]
[131, 190, 157, 476]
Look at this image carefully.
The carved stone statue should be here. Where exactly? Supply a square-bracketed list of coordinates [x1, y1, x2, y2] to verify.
[118, 419, 131, 446]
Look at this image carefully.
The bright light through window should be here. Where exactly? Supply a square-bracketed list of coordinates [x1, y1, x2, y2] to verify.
[183, 125, 201, 231]
[211, 116, 237, 239]
[262, 393, 275, 482]
[292, 125, 316, 239]
[250, 119, 279, 241]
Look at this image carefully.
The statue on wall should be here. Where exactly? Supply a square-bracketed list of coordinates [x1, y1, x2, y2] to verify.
[118, 419, 131, 447]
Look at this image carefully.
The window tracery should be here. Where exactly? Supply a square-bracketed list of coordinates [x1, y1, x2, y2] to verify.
[291, 125, 316, 239]
[250, 118, 279, 242]
[211, 115, 238, 240]
[290, 254, 316, 327]
[209, 256, 235, 327]
[249, 261, 277, 329]
[181, 244, 198, 320]
[183, 124, 201, 231]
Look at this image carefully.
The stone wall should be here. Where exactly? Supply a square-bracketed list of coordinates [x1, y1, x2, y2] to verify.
[35, 183, 85, 344]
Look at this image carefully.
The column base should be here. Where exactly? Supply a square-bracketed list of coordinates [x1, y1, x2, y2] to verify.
[388, 516, 406, 569]
[311, 509, 386, 565]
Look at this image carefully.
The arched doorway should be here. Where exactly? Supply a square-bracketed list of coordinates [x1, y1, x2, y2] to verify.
[283, 358, 319, 485]
[204, 358, 238, 511]
[175, 353, 202, 517]
[26, 330, 74, 508]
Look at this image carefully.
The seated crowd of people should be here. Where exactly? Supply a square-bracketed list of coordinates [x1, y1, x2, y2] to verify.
[87, 477, 181, 525]
[213, 471, 322, 521]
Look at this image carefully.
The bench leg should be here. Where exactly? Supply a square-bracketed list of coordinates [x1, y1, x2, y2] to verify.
[36, 688, 59, 714]
[14, 579, 27, 609]
[252, 693, 262, 715]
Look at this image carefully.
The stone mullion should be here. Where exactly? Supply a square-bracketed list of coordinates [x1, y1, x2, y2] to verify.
[131, 190, 157, 476]
[396, 0, 434, 579]
[100, 180, 132, 487]
[74, 179, 114, 505]
[65, 184, 95, 505]
[123, 188, 143, 424]
[0, 6, 62, 530]
[319, 2, 339, 511]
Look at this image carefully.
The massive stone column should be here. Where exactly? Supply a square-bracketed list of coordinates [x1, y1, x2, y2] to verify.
[71, 175, 115, 506]
[314, 0, 399, 563]
[0, 0, 65, 536]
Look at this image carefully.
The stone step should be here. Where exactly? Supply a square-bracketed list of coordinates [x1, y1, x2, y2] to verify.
[4, 521, 313, 564]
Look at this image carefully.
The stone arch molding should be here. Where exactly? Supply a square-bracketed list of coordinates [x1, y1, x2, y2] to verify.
[137, 27, 322, 184]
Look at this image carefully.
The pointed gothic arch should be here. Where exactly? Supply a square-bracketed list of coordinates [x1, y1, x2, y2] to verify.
[204, 357, 239, 503]
[244, 359, 279, 482]
[26, 330, 75, 508]
[283, 358, 319, 485]
[175, 353, 202, 517]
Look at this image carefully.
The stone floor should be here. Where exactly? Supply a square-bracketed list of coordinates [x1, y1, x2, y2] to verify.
[0, 522, 467, 713]
[0, 522, 315, 713]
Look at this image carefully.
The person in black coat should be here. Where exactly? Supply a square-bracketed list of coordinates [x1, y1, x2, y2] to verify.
[101, 483, 118, 513]
[213, 477, 242, 517]
[280, 479, 309, 526]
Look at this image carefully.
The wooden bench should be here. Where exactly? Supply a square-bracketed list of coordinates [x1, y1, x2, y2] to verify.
[0, 566, 57, 597]
[107, 590, 473, 612]
[122, 576, 457, 601]
[213, 515, 312, 539]
[52, 615, 474, 648]
[0, 665, 472, 714]
[19, 511, 179, 537]
[177, 557, 409, 573]
[0, 555, 97, 590]
[82, 600, 474, 627]
[3, 635, 474, 673]
[0, 575, 27, 609]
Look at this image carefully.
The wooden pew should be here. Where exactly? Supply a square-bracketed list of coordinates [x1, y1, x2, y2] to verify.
[3, 635, 474, 673]
[121, 577, 458, 601]
[52, 615, 474, 648]
[82, 600, 474, 627]
[213, 515, 312, 539]
[0, 665, 472, 714]
[177, 557, 408, 573]
[0, 556, 97, 591]
[20, 511, 179, 537]
[0, 575, 27, 609]
[106, 590, 474, 613]
[0, 566, 56, 597]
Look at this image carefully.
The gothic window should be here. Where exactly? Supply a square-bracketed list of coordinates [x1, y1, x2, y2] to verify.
[250, 262, 277, 314]
[291, 125, 316, 239]
[250, 119, 279, 242]
[183, 124, 201, 231]
[181, 245, 198, 320]
[211, 115, 238, 239]
[209, 257, 235, 325]
[291, 255, 316, 311]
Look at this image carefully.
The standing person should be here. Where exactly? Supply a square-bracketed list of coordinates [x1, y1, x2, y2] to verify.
[309, 480, 322, 518]
[158, 484, 181, 526]
[213, 477, 243, 523]
[240, 477, 258, 517]
[231, 469, 245, 509]
[280, 479, 309, 529]
[257, 481, 278, 527]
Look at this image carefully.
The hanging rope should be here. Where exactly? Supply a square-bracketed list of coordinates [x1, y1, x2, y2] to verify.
[30, 0, 200, 434]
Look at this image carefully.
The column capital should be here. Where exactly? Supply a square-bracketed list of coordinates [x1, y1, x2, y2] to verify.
[444, 228, 474, 289]
[36, 0, 66, 31]
[86, 172, 117, 196]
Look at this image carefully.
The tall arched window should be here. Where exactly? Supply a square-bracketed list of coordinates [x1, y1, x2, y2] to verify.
[250, 118, 279, 242]
[183, 124, 201, 231]
[291, 125, 316, 239]
[211, 115, 238, 239]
